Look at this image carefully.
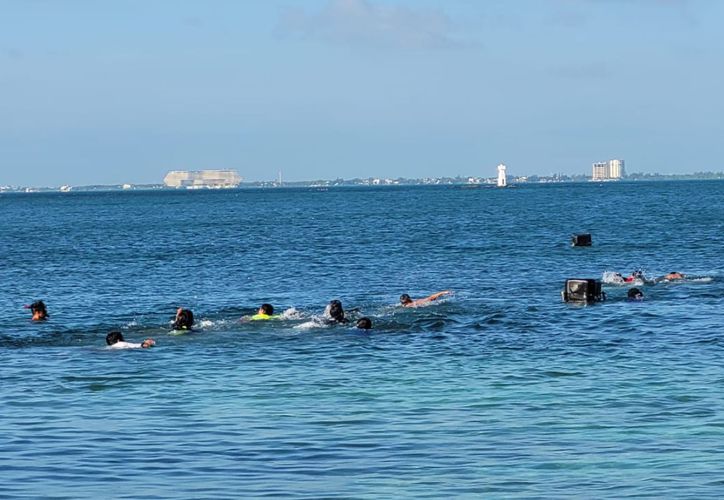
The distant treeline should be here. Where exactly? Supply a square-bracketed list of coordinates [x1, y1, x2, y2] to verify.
[626, 171, 724, 180]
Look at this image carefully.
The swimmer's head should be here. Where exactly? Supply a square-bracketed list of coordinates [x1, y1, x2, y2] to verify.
[259, 303, 274, 315]
[26, 300, 48, 320]
[327, 300, 345, 322]
[356, 317, 372, 330]
[627, 288, 644, 301]
[106, 331, 124, 345]
[173, 308, 194, 330]
[400, 294, 412, 305]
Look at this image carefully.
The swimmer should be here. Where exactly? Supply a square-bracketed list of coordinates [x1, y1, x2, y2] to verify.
[399, 290, 451, 307]
[627, 288, 644, 301]
[24, 300, 48, 321]
[662, 272, 685, 280]
[250, 303, 277, 321]
[356, 317, 372, 330]
[624, 270, 644, 283]
[324, 300, 349, 324]
[106, 331, 155, 349]
[172, 308, 194, 330]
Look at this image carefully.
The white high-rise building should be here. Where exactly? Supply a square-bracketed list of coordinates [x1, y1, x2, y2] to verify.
[592, 160, 625, 181]
[497, 164, 507, 187]
[608, 159, 625, 179]
[592, 162, 608, 181]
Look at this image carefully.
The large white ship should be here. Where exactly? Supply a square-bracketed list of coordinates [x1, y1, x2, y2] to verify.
[163, 170, 242, 189]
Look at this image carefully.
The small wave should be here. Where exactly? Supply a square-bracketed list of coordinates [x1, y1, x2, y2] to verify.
[543, 370, 582, 378]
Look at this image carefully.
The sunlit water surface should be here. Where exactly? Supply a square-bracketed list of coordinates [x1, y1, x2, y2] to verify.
[1, 181, 723, 498]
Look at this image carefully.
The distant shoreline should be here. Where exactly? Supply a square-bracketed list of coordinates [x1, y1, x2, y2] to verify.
[1, 175, 723, 194]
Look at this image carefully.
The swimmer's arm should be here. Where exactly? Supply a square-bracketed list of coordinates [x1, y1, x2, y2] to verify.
[411, 291, 451, 306]
[426, 290, 451, 301]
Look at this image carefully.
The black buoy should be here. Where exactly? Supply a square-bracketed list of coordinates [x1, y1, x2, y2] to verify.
[571, 233, 592, 247]
[562, 279, 605, 303]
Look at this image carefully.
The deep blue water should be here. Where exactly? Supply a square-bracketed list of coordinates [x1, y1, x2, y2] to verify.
[1, 181, 722, 498]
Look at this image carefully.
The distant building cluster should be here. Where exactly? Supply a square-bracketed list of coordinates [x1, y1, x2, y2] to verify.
[163, 170, 242, 189]
[592, 159, 625, 181]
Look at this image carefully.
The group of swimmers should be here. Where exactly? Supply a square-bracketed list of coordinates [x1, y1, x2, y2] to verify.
[612, 270, 685, 285]
[610, 271, 687, 302]
[23, 290, 453, 349]
[23, 271, 696, 346]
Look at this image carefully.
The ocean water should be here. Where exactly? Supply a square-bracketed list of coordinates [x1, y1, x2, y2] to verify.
[1, 181, 722, 498]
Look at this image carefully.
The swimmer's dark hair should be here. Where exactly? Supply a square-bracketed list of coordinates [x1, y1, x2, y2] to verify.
[356, 317, 372, 330]
[627, 288, 643, 300]
[29, 300, 48, 318]
[328, 300, 348, 323]
[400, 294, 412, 305]
[106, 331, 124, 345]
[260, 303, 274, 315]
[173, 309, 194, 330]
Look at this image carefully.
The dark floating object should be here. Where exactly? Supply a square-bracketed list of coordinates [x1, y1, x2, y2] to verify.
[562, 279, 605, 303]
[571, 233, 592, 247]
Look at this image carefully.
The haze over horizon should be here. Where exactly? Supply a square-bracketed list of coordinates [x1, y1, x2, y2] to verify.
[2, 0, 722, 186]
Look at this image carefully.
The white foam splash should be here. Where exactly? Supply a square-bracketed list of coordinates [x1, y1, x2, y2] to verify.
[293, 316, 329, 330]
[198, 319, 215, 329]
[691, 276, 713, 283]
[602, 271, 646, 286]
[602, 271, 625, 285]
[279, 307, 303, 320]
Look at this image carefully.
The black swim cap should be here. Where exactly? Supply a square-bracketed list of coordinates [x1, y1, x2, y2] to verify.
[30, 300, 47, 313]
[106, 331, 124, 345]
[356, 317, 372, 329]
[173, 309, 194, 330]
[328, 300, 345, 322]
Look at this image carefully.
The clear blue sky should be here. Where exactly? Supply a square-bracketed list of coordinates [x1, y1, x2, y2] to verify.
[1, 0, 722, 185]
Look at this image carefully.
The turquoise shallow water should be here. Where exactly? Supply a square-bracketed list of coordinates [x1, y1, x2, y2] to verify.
[1, 181, 723, 498]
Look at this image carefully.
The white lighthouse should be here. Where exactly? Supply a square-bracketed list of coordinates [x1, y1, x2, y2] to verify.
[497, 164, 507, 187]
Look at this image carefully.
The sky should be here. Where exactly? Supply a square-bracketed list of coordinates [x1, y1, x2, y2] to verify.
[1, 0, 723, 186]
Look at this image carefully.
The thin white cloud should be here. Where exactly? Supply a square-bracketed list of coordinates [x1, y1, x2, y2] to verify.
[278, 0, 462, 49]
